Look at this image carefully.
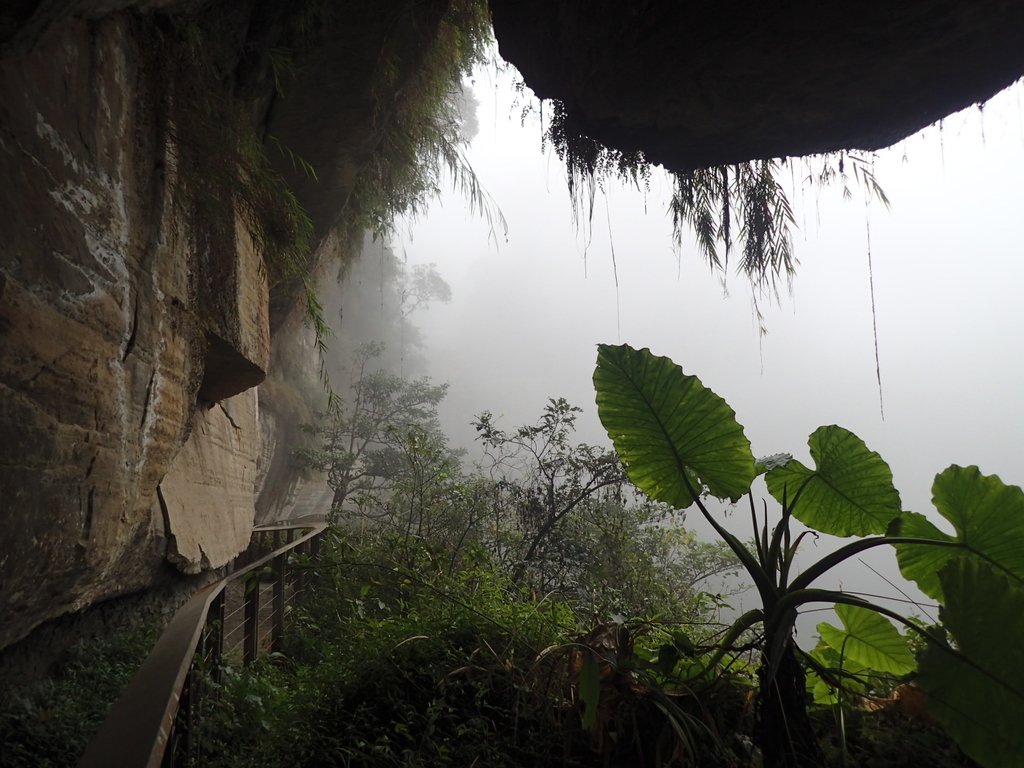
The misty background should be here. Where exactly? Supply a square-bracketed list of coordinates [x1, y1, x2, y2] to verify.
[327, 62, 1024, 637]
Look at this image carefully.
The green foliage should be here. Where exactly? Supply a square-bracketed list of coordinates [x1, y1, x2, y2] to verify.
[592, 342, 1024, 767]
[398, 263, 453, 317]
[805, 642, 870, 706]
[562, 499, 742, 625]
[473, 398, 628, 585]
[295, 342, 448, 516]
[593, 344, 755, 507]
[546, 98, 651, 231]
[892, 465, 1024, 602]
[160, 0, 500, 390]
[0, 623, 157, 767]
[202, 385, 756, 766]
[470, 396, 741, 628]
[201, 531, 580, 768]
[765, 426, 902, 537]
[350, 0, 505, 241]
[669, 161, 796, 296]
[201, 529, 750, 767]
[806, 605, 915, 708]
[817, 605, 915, 677]
[916, 559, 1024, 768]
[546, 92, 891, 298]
[369, 423, 472, 558]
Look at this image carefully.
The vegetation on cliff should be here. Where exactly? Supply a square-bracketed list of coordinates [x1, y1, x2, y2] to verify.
[191, 352, 999, 767]
[0, 624, 158, 768]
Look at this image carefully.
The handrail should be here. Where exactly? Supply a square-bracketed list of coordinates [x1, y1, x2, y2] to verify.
[79, 521, 327, 767]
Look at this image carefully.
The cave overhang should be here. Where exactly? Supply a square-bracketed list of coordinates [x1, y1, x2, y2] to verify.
[490, 0, 1024, 171]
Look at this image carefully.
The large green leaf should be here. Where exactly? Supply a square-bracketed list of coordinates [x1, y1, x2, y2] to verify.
[817, 604, 915, 676]
[593, 344, 755, 508]
[893, 465, 1024, 601]
[764, 426, 901, 537]
[805, 643, 869, 706]
[917, 558, 1024, 768]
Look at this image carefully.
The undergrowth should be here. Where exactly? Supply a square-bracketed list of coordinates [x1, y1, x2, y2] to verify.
[198, 531, 749, 767]
[0, 623, 158, 768]
[194, 525, 979, 767]
[200, 532, 578, 767]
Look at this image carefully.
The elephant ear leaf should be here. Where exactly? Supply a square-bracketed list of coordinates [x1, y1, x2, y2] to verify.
[817, 604, 915, 676]
[765, 426, 901, 536]
[805, 643, 869, 706]
[892, 465, 1024, 601]
[594, 344, 756, 509]
[916, 558, 1024, 768]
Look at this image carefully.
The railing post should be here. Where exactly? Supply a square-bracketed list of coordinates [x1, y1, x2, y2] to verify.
[309, 529, 323, 594]
[243, 573, 259, 665]
[271, 552, 286, 652]
[294, 540, 306, 599]
[311, 530, 322, 559]
[180, 667, 196, 767]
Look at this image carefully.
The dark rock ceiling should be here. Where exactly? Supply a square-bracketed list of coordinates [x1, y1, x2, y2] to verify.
[490, 0, 1024, 171]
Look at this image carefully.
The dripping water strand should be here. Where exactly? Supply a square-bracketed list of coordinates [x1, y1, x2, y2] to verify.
[604, 193, 621, 341]
[754, 289, 766, 376]
[865, 202, 884, 420]
[938, 119, 945, 172]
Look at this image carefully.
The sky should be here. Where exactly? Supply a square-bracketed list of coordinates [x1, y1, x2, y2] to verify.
[381, 63, 1024, 635]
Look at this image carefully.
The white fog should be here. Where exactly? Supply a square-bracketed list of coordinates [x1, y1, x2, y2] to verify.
[343, 63, 1024, 634]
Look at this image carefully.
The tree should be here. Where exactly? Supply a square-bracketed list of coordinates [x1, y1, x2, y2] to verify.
[296, 342, 447, 516]
[473, 398, 627, 588]
[567, 497, 742, 623]
[371, 422, 469, 558]
[396, 262, 451, 374]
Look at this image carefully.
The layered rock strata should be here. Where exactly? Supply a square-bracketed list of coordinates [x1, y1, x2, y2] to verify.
[0, 11, 268, 649]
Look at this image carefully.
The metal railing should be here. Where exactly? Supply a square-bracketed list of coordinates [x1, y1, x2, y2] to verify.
[79, 518, 328, 768]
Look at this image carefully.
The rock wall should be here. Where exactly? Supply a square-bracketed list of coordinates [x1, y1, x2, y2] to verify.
[0, 0, 460, 652]
[160, 390, 262, 574]
[0, 10, 268, 650]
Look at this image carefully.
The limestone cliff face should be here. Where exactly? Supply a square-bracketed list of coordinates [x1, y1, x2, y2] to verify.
[0, 10, 268, 650]
[0, 0, 460, 653]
